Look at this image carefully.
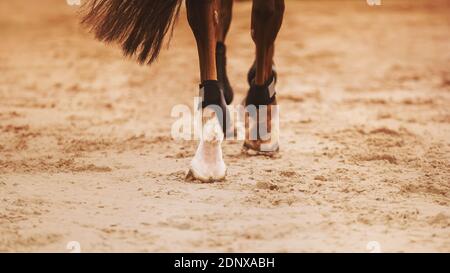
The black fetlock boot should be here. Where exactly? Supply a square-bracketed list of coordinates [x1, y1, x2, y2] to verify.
[245, 75, 277, 107]
[199, 80, 231, 137]
[216, 42, 234, 105]
[247, 61, 278, 86]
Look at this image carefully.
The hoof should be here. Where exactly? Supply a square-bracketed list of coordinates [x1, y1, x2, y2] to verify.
[242, 141, 280, 158]
[185, 168, 226, 183]
[187, 114, 227, 183]
[186, 147, 227, 183]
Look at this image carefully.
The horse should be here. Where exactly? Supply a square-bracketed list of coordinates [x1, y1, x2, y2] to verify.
[81, 0, 285, 182]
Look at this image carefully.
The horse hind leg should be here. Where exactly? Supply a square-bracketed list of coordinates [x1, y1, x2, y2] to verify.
[185, 0, 228, 182]
[216, 0, 234, 105]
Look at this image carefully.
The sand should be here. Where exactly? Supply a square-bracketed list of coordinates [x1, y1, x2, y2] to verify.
[0, 0, 449, 252]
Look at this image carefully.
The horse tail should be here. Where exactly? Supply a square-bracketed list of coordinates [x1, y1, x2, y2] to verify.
[81, 0, 183, 65]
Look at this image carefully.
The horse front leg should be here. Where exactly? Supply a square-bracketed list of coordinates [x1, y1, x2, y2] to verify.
[251, 0, 284, 85]
[243, 0, 285, 155]
[186, 0, 228, 182]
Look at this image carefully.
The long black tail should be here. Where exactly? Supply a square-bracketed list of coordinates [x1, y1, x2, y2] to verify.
[81, 0, 183, 65]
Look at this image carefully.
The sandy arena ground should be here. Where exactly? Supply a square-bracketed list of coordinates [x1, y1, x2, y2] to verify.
[0, 0, 449, 252]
